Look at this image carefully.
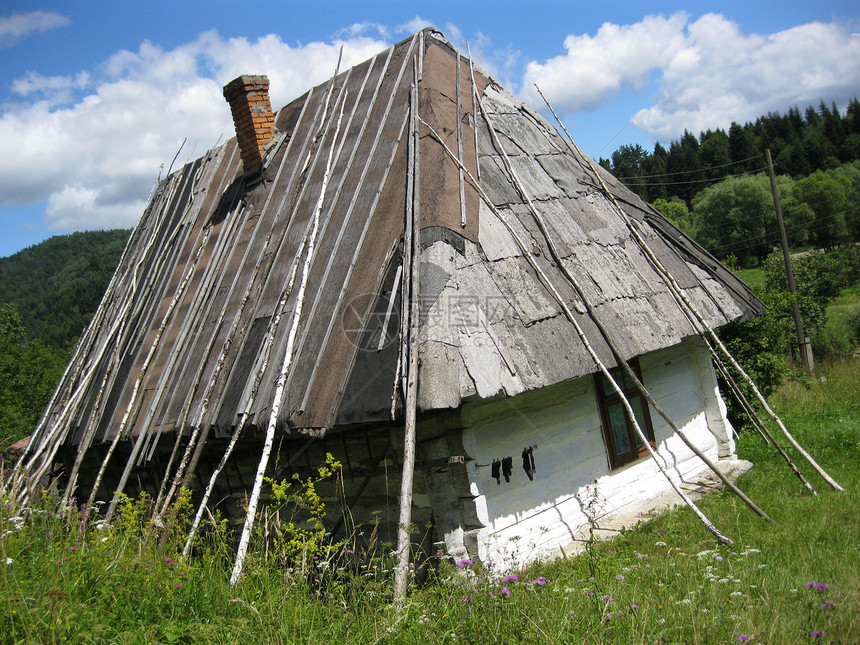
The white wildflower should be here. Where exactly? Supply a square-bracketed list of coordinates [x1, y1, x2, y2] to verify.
[3, 557, 12, 565]
[731, 591, 744, 597]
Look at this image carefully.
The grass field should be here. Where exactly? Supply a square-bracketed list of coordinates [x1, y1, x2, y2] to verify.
[2, 358, 858, 644]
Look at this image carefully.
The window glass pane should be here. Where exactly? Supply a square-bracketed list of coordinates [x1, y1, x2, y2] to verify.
[607, 403, 631, 454]
[630, 397, 650, 447]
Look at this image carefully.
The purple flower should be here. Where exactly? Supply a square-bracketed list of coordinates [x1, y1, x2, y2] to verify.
[602, 596, 612, 604]
[631, 604, 639, 610]
[715, 556, 724, 562]
[456, 559, 474, 569]
[811, 631, 823, 639]
[531, 576, 547, 586]
[174, 584, 181, 589]
[501, 587, 510, 598]
[165, 557, 175, 566]
[586, 591, 594, 597]
[821, 601, 835, 610]
[737, 635, 750, 643]
[346, 549, 354, 554]
[605, 614, 612, 621]
[502, 574, 519, 584]
[461, 594, 474, 604]
[806, 582, 829, 592]
[616, 574, 625, 580]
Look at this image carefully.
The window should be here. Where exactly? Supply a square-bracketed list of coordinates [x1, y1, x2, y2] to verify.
[594, 359, 655, 469]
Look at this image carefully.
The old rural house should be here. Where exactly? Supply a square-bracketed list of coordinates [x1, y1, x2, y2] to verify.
[20, 30, 768, 570]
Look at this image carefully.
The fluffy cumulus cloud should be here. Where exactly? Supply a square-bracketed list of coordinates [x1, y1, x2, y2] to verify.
[523, 13, 860, 141]
[0, 10, 69, 48]
[0, 31, 389, 232]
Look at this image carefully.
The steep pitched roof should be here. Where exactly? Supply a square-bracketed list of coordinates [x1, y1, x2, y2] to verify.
[31, 30, 761, 459]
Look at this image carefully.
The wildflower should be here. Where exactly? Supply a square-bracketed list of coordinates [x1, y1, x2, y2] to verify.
[165, 557, 175, 566]
[586, 591, 594, 596]
[3, 558, 11, 565]
[531, 576, 547, 586]
[737, 635, 750, 643]
[602, 596, 612, 604]
[174, 584, 181, 589]
[501, 587, 510, 598]
[806, 582, 829, 592]
[461, 594, 473, 604]
[790, 589, 799, 593]
[456, 559, 474, 569]
[811, 631, 823, 638]
[502, 574, 519, 584]
[655, 541, 667, 546]
[715, 556, 724, 562]
[731, 591, 744, 597]
[616, 574, 625, 580]
[821, 601, 835, 610]
[605, 614, 611, 621]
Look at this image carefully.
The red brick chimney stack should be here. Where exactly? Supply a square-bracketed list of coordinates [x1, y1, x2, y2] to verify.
[223, 75, 275, 176]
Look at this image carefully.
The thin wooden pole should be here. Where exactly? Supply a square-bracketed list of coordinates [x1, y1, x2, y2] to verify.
[766, 148, 812, 371]
[230, 69, 346, 587]
[394, 57, 421, 605]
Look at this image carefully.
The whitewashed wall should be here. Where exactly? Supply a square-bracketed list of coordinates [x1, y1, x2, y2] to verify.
[459, 336, 735, 568]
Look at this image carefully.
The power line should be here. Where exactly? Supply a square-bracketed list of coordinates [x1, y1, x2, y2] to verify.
[615, 154, 763, 181]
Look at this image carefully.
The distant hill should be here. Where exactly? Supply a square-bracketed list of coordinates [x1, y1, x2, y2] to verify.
[0, 230, 131, 353]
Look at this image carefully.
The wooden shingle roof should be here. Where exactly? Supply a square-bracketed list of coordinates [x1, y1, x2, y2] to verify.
[30, 30, 761, 462]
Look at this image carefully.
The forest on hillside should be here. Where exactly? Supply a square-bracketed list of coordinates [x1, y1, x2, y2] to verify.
[0, 230, 130, 446]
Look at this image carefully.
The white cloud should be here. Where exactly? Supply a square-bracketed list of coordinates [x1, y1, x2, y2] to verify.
[0, 10, 69, 48]
[396, 16, 435, 34]
[0, 30, 389, 233]
[522, 13, 860, 142]
[522, 13, 689, 112]
[46, 184, 145, 231]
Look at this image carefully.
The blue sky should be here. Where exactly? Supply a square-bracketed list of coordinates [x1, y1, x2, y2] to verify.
[1, 1, 858, 257]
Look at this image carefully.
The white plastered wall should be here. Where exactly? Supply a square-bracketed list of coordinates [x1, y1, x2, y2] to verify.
[460, 336, 735, 569]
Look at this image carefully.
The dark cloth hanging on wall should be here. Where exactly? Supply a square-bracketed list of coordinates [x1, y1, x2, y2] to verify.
[522, 447, 536, 481]
[491, 458, 501, 485]
[502, 456, 513, 482]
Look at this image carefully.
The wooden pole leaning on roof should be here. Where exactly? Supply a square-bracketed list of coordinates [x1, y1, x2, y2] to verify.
[394, 56, 422, 605]
[419, 113, 734, 546]
[229, 66, 346, 587]
[534, 84, 844, 495]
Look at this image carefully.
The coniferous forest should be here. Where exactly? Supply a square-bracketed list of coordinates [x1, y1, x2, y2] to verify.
[2, 99, 859, 448]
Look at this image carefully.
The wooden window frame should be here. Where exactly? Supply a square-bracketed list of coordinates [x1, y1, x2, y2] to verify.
[594, 358, 656, 470]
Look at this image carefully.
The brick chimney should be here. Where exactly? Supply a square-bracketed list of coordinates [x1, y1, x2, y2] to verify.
[223, 75, 275, 176]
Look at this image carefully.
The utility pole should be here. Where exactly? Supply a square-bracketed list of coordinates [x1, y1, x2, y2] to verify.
[766, 148, 813, 371]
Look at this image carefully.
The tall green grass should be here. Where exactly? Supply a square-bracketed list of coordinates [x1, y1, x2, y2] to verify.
[2, 359, 858, 644]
